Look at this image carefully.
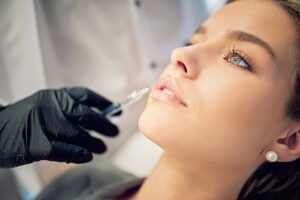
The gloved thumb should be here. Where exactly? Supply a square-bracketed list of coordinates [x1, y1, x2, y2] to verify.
[47, 141, 93, 164]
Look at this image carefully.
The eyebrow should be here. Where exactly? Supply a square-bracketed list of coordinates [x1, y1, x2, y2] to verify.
[229, 30, 276, 61]
[194, 26, 277, 61]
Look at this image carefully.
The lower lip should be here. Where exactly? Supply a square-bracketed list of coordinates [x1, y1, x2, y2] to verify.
[149, 89, 187, 107]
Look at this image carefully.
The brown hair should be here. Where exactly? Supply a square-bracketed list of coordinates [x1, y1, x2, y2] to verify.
[226, 0, 300, 199]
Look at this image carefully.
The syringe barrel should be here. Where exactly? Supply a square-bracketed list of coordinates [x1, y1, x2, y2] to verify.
[101, 87, 149, 117]
[101, 103, 121, 117]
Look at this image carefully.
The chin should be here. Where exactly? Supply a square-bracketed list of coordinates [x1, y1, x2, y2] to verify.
[138, 102, 163, 143]
[138, 98, 182, 148]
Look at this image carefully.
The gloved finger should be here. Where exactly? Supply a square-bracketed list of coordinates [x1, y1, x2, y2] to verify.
[63, 87, 113, 111]
[66, 126, 107, 153]
[47, 141, 93, 164]
[65, 103, 119, 136]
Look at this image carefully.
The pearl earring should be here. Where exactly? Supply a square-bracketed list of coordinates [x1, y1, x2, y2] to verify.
[266, 151, 278, 162]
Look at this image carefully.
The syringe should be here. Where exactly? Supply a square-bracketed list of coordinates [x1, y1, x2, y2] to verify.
[101, 88, 150, 117]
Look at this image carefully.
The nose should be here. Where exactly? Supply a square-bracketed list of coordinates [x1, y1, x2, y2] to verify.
[170, 46, 200, 79]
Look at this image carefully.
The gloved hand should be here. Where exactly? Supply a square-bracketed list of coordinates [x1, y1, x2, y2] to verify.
[0, 87, 120, 167]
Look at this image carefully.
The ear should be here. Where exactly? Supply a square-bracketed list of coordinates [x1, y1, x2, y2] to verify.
[264, 127, 300, 162]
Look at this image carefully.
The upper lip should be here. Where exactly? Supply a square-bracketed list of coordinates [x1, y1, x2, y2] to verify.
[154, 76, 187, 107]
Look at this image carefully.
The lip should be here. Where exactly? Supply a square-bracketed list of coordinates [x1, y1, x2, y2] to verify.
[150, 76, 187, 107]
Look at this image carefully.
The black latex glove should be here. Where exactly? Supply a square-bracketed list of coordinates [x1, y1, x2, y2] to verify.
[0, 87, 120, 167]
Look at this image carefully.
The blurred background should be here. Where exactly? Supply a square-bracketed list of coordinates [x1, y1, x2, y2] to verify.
[0, 0, 225, 199]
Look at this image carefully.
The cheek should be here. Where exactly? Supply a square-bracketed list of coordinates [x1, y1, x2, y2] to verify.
[188, 69, 285, 164]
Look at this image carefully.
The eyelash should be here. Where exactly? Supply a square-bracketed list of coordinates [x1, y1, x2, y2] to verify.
[184, 42, 254, 72]
[223, 48, 254, 72]
[184, 42, 192, 47]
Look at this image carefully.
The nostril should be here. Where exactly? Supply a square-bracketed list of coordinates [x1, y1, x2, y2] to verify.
[177, 61, 187, 73]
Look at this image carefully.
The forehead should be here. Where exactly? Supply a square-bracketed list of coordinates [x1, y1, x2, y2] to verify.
[202, 0, 297, 73]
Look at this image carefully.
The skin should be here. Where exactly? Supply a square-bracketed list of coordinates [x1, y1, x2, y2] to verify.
[124, 0, 300, 200]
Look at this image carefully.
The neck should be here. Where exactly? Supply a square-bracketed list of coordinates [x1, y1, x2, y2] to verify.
[131, 153, 257, 200]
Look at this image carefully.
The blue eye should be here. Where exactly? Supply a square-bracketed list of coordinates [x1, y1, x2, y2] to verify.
[227, 54, 248, 67]
[223, 49, 253, 72]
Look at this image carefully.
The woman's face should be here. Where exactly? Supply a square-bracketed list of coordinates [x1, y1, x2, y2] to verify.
[139, 0, 297, 169]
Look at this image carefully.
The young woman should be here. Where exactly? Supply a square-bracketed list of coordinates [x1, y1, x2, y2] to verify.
[37, 0, 300, 199]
